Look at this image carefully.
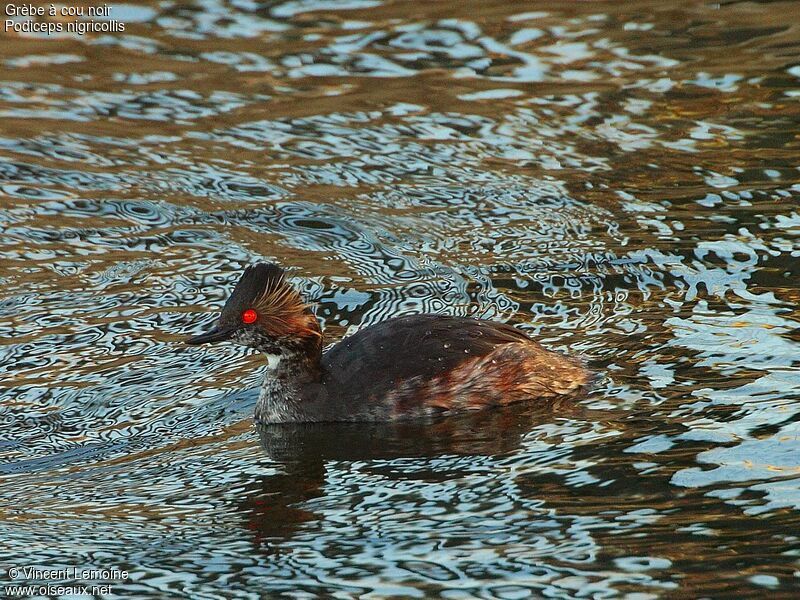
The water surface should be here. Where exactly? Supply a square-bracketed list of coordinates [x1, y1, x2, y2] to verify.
[1, 0, 800, 597]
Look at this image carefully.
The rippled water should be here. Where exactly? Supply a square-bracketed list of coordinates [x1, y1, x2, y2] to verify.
[1, 1, 800, 597]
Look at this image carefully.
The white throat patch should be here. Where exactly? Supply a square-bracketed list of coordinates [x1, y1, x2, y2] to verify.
[264, 353, 282, 369]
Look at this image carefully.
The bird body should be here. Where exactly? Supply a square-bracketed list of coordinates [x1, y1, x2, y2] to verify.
[186, 264, 591, 423]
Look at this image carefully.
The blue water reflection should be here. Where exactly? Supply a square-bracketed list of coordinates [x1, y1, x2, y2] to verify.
[1, 0, 799, 597]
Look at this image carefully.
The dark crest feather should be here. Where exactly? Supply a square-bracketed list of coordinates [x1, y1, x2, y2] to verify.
[220, 263, 320, 341]
[220, 263, 285, 320]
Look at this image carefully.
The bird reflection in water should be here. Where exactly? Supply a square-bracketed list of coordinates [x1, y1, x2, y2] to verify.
[233, 399, 585, 551]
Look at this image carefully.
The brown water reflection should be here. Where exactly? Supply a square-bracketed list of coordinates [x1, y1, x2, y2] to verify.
[1, 0, 800, 597]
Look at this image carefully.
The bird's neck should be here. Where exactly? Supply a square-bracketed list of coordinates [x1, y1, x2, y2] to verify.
[254, 344, 322, 423]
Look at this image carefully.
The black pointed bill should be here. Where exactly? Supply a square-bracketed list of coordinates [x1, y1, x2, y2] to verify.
[185, 324, 237, 345]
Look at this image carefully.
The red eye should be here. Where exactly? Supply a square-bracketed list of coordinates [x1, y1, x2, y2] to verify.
[241, 309, 258, 324]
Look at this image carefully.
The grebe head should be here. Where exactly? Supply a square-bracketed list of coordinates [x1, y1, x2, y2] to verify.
[185, 263, 322, 360]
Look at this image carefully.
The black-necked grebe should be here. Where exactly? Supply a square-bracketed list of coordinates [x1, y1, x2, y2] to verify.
[186, 263, 591, 423]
